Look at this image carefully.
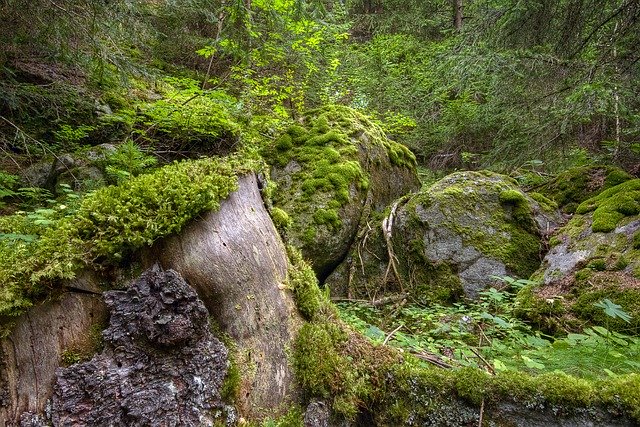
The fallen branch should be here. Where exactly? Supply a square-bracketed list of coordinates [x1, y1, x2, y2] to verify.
[383, 324, 404, 345]
[410, 350, 454, 369]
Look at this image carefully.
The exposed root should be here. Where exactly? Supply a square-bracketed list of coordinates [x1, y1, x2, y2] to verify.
[382, 199, 404, 292]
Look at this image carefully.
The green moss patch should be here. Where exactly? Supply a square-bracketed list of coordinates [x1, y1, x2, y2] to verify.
[0, 154, 257, 320]
[576, 179, 640, 233]
[263, 105, 415, 232]
[538, 166, 632, 214]
[286, 246, 325, 320]
[516, 272, 640, 335]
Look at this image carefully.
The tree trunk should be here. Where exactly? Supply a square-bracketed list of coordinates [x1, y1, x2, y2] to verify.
[145, 173, 302, 420]
[454, 0, 463, 30]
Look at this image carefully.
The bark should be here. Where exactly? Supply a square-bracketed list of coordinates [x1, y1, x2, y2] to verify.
[454, 0, 463, 30]
[0, 272, 107, 426]
[146, 173, 302, 419]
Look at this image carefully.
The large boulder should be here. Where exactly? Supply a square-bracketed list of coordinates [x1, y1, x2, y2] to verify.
[517, 179, 640, 333]
[328, 171, 561, 301]
[263, 106, 420, 281]
[146, 173, 303, 418]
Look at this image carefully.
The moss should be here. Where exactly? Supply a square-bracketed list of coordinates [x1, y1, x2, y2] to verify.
[518, 271, 640, 335]
[270, 207, 292, 232]
[586, 258, 607, 271]
[529, 191, 559, 211]
[539, 166, 633, 213]
[599, 374, 640, 421]
[262, 105, 416, 253]
[312, 209, 341, 230]
[633, 231, 640, 250]
[0, 153, 258, 320]
[286, 246, 324, 320]
[499, 189, 534, 224]
[258, 406, 305, 427]
[295, 295, 640, 424]
[514, 285, 566, 331]
[571, 285, 640, 334]
[398, 171, 544, 303]
[293, 322, 350, 398]
[220, 355, 241, 402]
[576, 179, 640, 233]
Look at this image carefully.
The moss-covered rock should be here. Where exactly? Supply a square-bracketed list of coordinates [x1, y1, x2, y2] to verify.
[263, 105, 420, 280]
[518, 182, 640, 334]
[0, 153, 258, 320]
[327, 171, 562, 301]
[537, 165, 632, 214]
[392, 171, 561, 301]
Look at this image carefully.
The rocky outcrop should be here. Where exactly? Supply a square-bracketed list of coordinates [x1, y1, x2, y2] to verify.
[328, 171, 561, 301]
[517, 179, 640, 333]
[147, 173, 302, 418]
[0, 272, 107, 426]
[263, 106, 420, 281]
[41, 265, 228, 426]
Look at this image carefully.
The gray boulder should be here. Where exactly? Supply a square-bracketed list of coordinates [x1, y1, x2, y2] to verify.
[517, 179, 640, 333]
[328, 171, 560, 301]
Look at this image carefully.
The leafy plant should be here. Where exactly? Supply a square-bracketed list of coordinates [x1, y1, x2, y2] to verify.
[337, 276, 640, 380]
[0, 171, 19, 208]
[594, 299, 632, 323]
[105, 140, 158, 184]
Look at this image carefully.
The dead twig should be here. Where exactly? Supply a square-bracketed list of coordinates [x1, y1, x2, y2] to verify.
[383, 324, 404, 345]
[330, 293, 407, 308]
[410, 350, 454, 369]
[469, 347, 495, 375]
[382, 200, 404, 291]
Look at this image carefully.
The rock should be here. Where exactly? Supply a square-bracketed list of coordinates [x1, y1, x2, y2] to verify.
[329, 171, 561, 301]
[45, 265, 228, 426]
[304, 400, 330, 427]
[147, 173, 302, 419]
[0, 273, 107, 426]
[19, 148, 111, 195]
[20, 161, 53, 189]
[263, 106, 420, 281]
[517, 179, 640, 333]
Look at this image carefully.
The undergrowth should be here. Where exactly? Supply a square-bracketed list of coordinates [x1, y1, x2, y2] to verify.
[337, 276, 640, 380]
